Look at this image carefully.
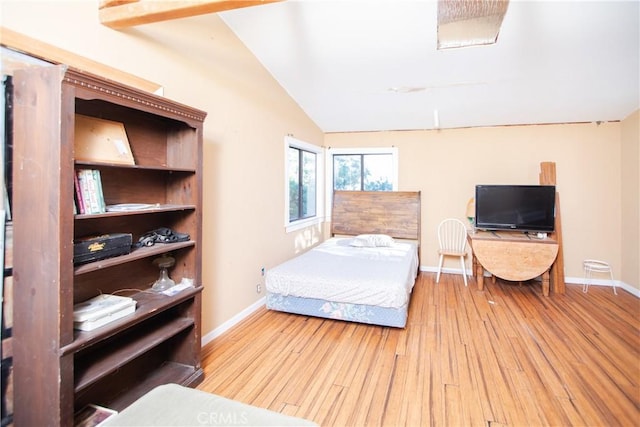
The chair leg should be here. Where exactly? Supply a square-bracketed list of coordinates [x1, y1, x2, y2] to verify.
[436, 254, 444, 283]
[460, 256, 468, 287]
[583, 267, 589, 293]
[609, 269, 617, 295]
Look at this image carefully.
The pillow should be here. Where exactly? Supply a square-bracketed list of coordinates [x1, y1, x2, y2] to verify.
[349, 234, 395, 247]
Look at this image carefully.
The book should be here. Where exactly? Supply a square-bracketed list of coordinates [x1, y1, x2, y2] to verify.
[76, 169, 94, 213]
[93, 169, 107, 213]
[74, 171, 85, 214]
[75, 169, 106, 214]
[85, 169, 100, 214]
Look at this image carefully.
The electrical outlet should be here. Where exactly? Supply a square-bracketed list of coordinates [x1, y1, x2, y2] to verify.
[256, 283, 262, 293]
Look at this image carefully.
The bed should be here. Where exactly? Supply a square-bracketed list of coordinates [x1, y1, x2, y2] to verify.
[265, 191, 421, 328]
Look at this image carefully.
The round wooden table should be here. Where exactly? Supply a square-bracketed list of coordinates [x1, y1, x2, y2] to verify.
[467, 231, 559, 296]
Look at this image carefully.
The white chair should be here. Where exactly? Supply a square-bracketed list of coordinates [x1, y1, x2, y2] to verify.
[436, 218, 468, 286]
[583, 259, 617, 295]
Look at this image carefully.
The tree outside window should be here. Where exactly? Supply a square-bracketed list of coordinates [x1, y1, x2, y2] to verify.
[333, 153, 393, 191]
[289, 146, 317, 221]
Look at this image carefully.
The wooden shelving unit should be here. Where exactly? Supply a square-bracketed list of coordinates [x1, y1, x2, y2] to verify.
[11, 65, 206, 426]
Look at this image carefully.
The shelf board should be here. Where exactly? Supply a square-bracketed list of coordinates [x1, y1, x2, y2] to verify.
[105, 363, 204, 411]
[75, 160, 196, 173]
[74, 316, 195, 393]
[75, 204, 196, 220]
[74, 240, 196, 275]
[62, 286, 202, 355]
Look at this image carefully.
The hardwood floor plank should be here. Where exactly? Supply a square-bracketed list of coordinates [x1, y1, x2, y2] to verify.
[249, 318, 328, 409]
[524, 293, 637, 420]
[444, 383, 463, 426]
[296, 335, 353, 420]
[313, 384, 346, 426]
[457, 344, 487, 427]
[468, 319, 511, 424]
[397, 324, 425, 426]
[555, 396, 592, 426]
[297, 323, 367, 420]
[203, 314, 311, 403]
[274, 319, 345, 406]
[331, 328, 385, 426]
[504, 363, 547, 426]
[280, 403, 302, 417]
[381, 354, 408, 426]
[362, 329, 401, 426]
[319, 384, 347, 427]
[198, 273, 640, 426]
[333, 325, 374, 388]
[507, 335, 571, 426]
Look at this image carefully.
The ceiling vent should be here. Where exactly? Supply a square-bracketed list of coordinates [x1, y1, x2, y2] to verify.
[437, 0, 509, 49]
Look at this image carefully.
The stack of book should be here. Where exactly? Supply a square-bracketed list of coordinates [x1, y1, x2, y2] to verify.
[73, 294, 137, 331]
[74, 169, 106, 214]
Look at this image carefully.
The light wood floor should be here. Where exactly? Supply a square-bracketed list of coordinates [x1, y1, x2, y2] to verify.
[198, 273, 640, 426]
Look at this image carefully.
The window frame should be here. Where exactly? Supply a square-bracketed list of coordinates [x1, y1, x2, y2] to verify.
[284, 136, 324, 232]
[325, 147, 398, 217]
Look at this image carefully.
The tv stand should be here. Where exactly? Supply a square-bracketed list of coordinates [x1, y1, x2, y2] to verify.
[467, 230, 559, 296]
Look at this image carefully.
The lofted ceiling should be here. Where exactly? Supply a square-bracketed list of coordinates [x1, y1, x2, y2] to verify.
[218, 0, 640, 132]
[101, 1, 640, 133]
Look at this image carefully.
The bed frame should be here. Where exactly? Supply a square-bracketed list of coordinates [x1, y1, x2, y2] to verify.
[331, 190, 421, 242]
[266, 191, 422, 328]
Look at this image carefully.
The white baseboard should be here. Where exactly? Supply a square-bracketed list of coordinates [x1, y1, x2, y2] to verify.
[564, 276, 640, 298]
[201, 296, 265, 347]
[419, 265, 640, 298]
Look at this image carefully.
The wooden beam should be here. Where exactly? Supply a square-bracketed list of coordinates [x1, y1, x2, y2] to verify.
[540, 161, 566, 294]
[99, 0, 138, 7]
[99, 0, 283, 29]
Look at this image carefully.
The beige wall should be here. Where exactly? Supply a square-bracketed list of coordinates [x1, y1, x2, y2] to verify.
[621, 110, 640, 290]
[2, 1, 637, 342]
[326, 122, 628, 283]
[1, 1, 324, 337]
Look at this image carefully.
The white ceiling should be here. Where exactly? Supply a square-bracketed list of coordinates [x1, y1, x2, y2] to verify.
[219, 0, 640, 133]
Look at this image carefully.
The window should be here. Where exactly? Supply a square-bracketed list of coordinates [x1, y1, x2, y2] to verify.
[329, 147, 398, 192]
[288, 147, 316, 221]
[326, 147, 398, 218]
[285, 136, 323, 231]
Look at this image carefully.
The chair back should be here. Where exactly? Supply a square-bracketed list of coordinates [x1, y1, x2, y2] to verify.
[437, 218, 468, 254]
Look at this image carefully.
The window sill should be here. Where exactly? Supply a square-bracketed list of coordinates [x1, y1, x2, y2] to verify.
[286, 216, 325, 233]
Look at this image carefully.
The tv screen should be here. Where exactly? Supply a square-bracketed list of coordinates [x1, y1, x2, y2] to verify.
[474, 185, 556, 232]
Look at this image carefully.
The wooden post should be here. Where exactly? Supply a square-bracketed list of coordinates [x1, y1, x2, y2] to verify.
[540, 162, 565, 294]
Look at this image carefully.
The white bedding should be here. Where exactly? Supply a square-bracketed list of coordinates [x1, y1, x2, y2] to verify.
[265, 237, 419, 309]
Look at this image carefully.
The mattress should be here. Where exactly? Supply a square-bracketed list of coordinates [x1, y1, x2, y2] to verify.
[265, 237, 419, 309]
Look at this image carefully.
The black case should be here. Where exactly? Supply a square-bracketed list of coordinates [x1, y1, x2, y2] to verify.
[74, 233, 133, 265]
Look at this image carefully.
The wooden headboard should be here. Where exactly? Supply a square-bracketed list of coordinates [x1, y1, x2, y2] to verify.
[331, 191, 421, 241]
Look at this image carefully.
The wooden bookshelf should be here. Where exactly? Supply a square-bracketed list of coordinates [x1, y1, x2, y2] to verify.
[11, 65, 206, 426]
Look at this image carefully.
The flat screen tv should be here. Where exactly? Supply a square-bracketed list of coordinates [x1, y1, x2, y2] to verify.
[474, 185, 556, 232]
